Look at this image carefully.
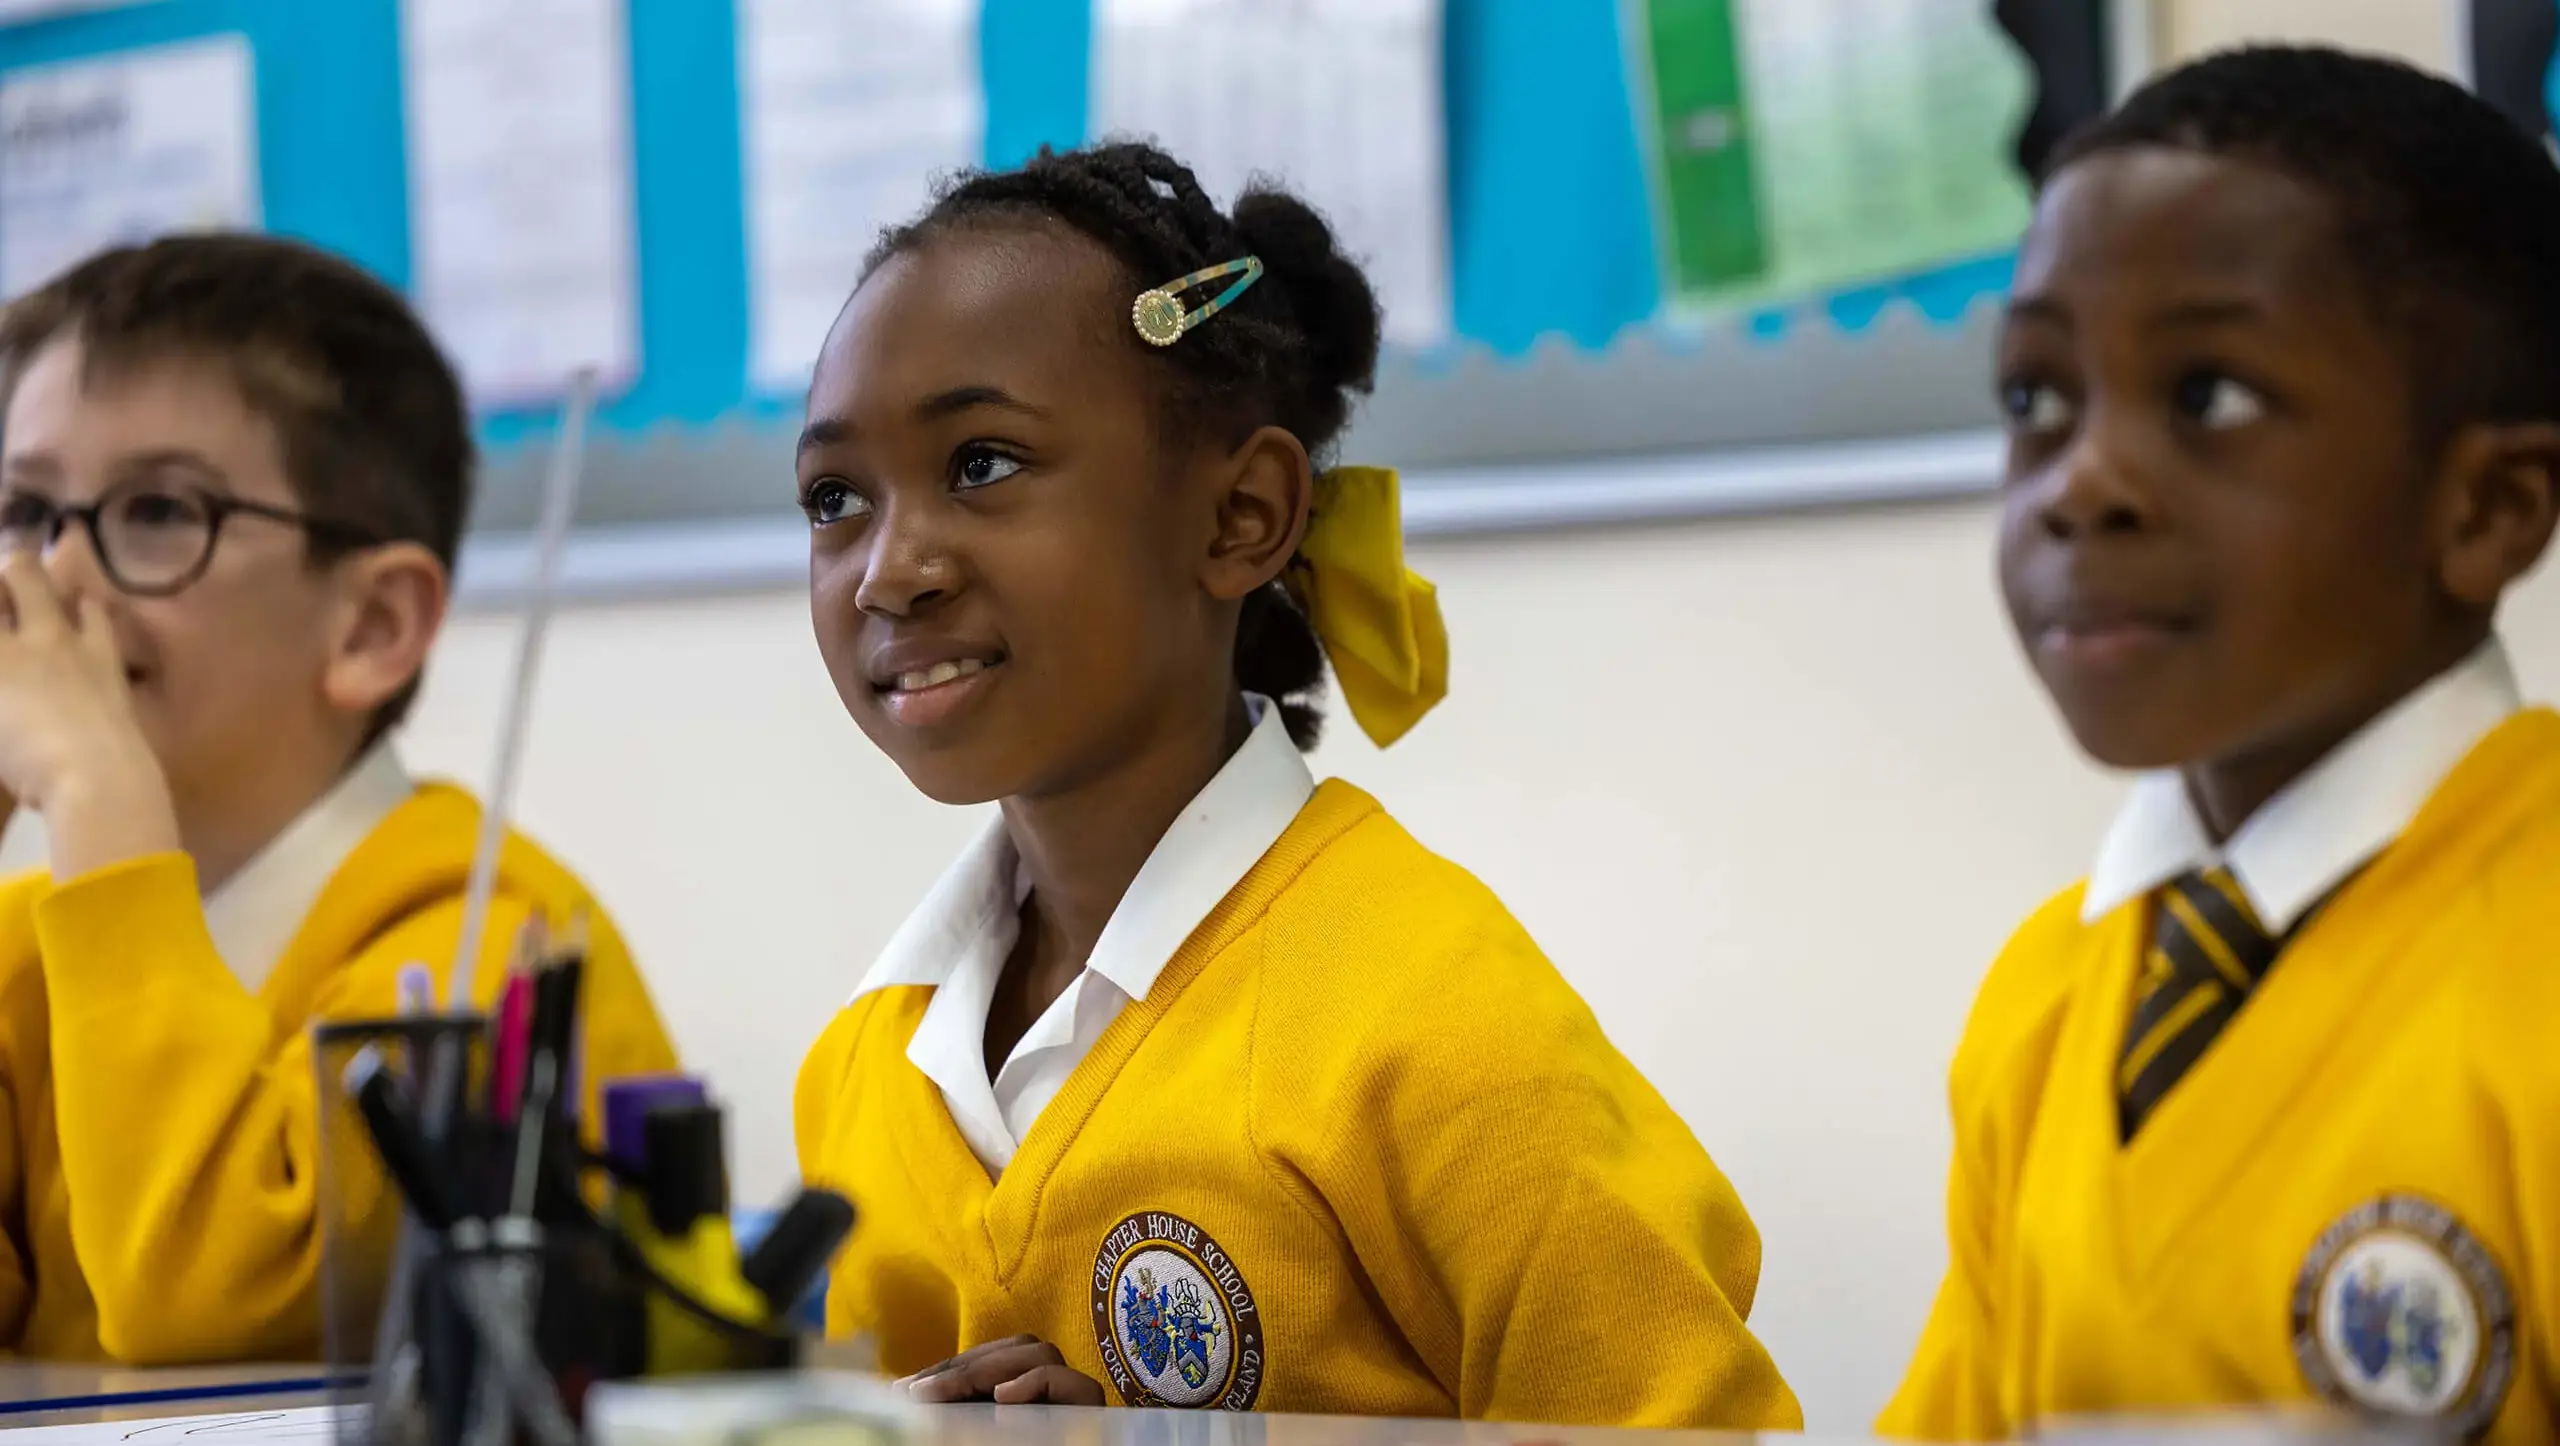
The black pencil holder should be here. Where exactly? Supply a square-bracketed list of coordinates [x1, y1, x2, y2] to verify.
[364, 1187, 803, 1446]
[313, 1013, 493, 1446]
[323, 1014, 816, 1446]
[382, 1214, 645, 1446]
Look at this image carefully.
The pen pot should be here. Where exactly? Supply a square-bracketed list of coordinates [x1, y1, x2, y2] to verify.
[394, 1213, 636, 1446]
[312, 1013, 492, 1446]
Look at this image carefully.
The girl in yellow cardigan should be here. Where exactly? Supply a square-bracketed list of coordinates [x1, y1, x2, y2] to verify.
[790, 142, 1797, 1427]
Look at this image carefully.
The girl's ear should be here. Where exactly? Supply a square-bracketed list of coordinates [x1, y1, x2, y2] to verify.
[1201, 424, 1312, 602]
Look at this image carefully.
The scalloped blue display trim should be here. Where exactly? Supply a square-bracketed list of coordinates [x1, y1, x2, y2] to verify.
[0, 0, 2026, 461]
[2546, 5, 2560, 130]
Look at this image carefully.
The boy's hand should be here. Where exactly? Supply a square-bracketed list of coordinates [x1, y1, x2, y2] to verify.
[899, 1335, 1108, 1406]
[0, 551, 177, 878]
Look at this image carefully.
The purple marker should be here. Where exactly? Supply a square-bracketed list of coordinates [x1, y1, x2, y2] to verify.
[600, 1075, 707, 1175]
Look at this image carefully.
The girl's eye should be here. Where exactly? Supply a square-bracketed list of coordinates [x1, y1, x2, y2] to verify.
[802, 480, 868, 527]
[2173, 371, 2267, 431]
[1998, 378, 2077, 437]
[955, 447, 1024, 492]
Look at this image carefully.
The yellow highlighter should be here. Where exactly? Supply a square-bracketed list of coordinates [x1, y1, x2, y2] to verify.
[602, 1079, 772, 1375]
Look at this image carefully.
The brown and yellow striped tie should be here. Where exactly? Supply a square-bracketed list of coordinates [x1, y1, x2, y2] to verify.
[2118, 867, 2280, 1140]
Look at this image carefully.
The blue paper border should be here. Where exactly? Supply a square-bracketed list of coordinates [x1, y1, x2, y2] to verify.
[1, 0, 2022, 459]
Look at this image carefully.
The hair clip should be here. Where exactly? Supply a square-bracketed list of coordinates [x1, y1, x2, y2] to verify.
[1132, 256, 1264, 347]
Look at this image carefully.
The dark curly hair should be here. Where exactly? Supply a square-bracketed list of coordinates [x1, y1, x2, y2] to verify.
[2044, 45, 2560, 451]
[863, 142, 1385, 750]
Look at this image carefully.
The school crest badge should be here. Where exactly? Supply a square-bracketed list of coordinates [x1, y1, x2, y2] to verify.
[1091, 1211, 1264, 1409]
[2291, 1195, 2515, 1440]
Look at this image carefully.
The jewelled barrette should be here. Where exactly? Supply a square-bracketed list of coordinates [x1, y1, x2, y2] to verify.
[1131, 255, 1264, 347]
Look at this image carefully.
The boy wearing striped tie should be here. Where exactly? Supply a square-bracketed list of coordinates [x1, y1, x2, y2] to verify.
[1882, 48, 2560, 1444]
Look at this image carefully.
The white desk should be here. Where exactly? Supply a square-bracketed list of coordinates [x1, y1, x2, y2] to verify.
[0, 1365, 333, 1426]
[580, 1396, 2390, 1446]
[0, 1369, 2390, 1446]
[882, 1405, 1782, 1446]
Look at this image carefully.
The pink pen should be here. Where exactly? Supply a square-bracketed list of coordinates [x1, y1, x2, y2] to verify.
[491, 973, 534, 1125]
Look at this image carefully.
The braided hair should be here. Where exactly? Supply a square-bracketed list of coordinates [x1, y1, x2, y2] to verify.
[863, 142, 1385, 750]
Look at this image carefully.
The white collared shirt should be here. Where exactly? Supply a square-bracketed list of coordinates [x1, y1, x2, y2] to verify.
[201, 743, 416, 992]
[850, 696, 1316, 1176]
[2082, 638, 2524, 931]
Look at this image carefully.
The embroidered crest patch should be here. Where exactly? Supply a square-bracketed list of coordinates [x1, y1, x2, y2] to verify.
[1091, 1211, 1264, 1409]
[2291, 1195, 2514, 1440]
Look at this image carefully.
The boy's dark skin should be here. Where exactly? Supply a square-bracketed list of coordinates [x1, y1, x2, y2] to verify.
[1996, 145, 2560, 841]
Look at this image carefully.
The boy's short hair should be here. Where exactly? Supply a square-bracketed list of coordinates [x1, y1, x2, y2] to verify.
[2045, 46, 2560, 451]
[0, 233, 473, 732]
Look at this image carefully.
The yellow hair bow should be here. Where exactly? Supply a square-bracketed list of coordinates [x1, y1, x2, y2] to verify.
[1291, 465, 1448, 748]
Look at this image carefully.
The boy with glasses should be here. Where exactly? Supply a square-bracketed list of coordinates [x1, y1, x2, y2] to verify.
[0, 234, 678, 1362]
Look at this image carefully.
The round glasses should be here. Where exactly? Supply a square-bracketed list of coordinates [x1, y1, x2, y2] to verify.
[0, 478, 382, 598]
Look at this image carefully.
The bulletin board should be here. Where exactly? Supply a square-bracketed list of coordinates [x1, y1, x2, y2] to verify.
[0, 0, 2150, 597]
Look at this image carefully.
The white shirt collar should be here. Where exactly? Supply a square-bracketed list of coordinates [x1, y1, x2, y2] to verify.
[2082, 638, 2523, 930]
[851, 695, 1317, 1173]
[202, 743, 415, 992]
[851, 695, 1316, 1002]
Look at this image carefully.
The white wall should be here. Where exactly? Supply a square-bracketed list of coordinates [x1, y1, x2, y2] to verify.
[401, 0, 2557, 1393]
[2158, 0, 2464, 76]
[392, 501, 2075, 1424]
[0, 0, 2511, 1426]
[384, 499, 2560, 1427]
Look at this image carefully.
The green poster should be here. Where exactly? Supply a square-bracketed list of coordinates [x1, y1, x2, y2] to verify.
[1633, 0, 1769, 293]
[1631, 0, 2035, 313]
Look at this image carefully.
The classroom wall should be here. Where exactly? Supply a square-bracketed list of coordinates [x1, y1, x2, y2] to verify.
[2158, 0, 2464, 75]
[387, 503, 2097, 1426]
[0, 0, 2512, 1427]
[398, 5, 2509, 1425]
[387, 517, 2560, 1429]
